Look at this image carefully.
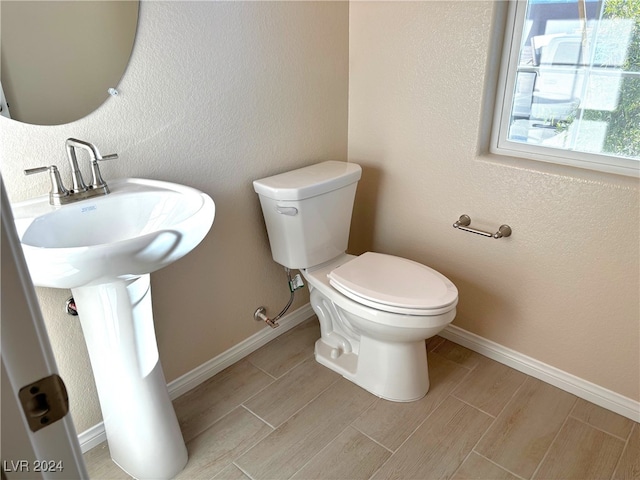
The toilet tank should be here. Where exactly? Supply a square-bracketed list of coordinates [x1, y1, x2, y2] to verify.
[253, 161, 362, 269]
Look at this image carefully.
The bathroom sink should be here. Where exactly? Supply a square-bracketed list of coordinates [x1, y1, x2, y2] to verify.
[11, 177, 215, 478]
[11, 178, 215, 289]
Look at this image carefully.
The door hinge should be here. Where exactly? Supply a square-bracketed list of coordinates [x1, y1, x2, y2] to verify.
[18, 374, 69, 432]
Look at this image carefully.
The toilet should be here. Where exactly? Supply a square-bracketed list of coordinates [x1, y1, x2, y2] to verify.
[253, 161, 458, 402]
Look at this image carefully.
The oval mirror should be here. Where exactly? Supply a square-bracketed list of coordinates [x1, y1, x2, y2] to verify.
[0, 1, 139, 126]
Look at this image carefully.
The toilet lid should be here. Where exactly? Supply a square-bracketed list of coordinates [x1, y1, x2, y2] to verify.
[328, 252, 458, 314]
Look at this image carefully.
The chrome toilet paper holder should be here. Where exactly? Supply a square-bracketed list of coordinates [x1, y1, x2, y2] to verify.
[453, 214, 512, 239]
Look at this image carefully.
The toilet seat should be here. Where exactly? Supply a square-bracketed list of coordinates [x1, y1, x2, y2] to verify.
[328, 252, 458, 315]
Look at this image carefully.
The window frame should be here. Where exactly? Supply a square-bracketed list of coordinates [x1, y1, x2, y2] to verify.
[490, 0, 640, 178]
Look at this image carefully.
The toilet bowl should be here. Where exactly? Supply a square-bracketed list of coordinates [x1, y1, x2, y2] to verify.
[253, 161, 458, 401]
[303, 253, 457, 401]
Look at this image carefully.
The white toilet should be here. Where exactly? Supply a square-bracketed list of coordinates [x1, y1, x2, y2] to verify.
[253, 161, 458, 402]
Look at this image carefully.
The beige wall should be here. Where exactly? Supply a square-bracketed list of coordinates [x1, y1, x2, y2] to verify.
[1, 0, 638, 436]
[0, 1, 349, 432]
[348, 1, 639, 401]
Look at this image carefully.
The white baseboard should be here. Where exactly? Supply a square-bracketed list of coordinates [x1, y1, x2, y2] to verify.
[78, 303, 315, 452]
[167, 304, 314, 400]
[79, 307, 639, 452]
[440, 325, 640, 422]
[77, 422, 108, 453]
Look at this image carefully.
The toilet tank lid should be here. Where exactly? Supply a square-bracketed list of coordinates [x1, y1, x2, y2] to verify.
[253, 161, 362, 201]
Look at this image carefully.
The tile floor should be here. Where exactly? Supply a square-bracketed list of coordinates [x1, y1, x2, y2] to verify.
[84, 318, 640, 480]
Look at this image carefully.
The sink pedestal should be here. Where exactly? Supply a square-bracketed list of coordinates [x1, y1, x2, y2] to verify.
[73, 274, 187, 479]
[12, 178, 216, 478]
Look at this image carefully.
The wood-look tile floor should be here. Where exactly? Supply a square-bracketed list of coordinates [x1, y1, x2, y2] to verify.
[84, 319, 640, 480]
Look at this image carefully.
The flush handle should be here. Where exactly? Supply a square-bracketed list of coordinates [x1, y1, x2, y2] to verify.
[276, 206, 298, 216]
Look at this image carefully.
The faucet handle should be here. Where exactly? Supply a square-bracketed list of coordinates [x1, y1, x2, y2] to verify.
[24, 165, 69, 205]
[24, 166, 51, 175]
[88, 152, 117, 192]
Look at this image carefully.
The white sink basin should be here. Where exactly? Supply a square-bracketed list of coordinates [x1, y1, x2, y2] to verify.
[12, 178, 215, 288]
[11, 178, 215, 479]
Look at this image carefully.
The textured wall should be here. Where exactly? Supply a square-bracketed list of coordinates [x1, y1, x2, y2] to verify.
[2, 0, 638, 437]
[1, 1, 349, 432]
[348, 1, 639, 401]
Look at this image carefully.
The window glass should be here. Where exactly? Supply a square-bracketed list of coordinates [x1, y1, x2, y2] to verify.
[493, 0, 640, 176]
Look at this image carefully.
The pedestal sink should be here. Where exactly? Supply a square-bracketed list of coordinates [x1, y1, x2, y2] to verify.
[11, 178, 215, 479]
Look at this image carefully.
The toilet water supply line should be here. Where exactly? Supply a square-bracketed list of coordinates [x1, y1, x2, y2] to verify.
[254, 267, 305, 328]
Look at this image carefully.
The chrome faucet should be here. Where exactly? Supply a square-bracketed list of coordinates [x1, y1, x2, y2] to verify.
[65, 138, 90, 193]
[65, 138, 118, 194]
[24, 138, 118, 206]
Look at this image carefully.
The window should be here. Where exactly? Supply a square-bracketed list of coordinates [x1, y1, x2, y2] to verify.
[491, 0, 640, 176]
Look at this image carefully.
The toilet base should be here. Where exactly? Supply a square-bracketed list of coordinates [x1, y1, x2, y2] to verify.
[315, 336, 430, 402]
